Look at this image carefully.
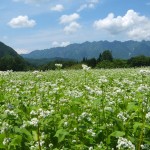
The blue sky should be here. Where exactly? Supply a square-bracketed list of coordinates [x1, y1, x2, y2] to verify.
[0, 0, 150, 54]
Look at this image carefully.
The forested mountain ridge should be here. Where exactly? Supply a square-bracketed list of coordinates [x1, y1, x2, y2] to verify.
[0, 42, 19, 58]
[0, 42, 27, 71]
[21, 40, 150, 60]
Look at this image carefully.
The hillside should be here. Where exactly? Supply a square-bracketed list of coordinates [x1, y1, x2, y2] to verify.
[0, 42, 19, 58]
[21, 40, 150, 61]
[0, 42, 27, 71]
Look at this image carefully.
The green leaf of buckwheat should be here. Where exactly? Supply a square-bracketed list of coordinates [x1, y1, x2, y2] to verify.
[54, 129, 69, 143]
[133, 122, 143, 133]
[107, 131, 125, 144]
[0, 134, 5, 148]
[32, 131, 38, 141]
[109, 131, 125, 137]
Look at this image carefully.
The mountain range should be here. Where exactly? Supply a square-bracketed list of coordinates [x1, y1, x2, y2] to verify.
[21, 40, 150, 61]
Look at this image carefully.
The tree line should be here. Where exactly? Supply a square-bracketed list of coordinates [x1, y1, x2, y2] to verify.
[0, 50, 150, 71]
[37, 50, 150, 70]
[82, 50, 150, 69]
[0, 55, 29, 71]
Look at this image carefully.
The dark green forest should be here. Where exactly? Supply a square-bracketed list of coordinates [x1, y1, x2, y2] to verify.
[0, 42, 29, 71]
[82, 50, 150, 69]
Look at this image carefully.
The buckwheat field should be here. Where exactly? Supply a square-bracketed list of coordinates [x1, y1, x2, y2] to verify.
[0, 67, 150, 150]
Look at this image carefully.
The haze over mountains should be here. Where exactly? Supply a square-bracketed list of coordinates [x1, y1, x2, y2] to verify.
[21, 40, 150, 61]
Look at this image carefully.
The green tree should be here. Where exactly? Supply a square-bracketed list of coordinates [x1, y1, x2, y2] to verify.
[86, 58, 97, 68]
[0, 55, 27, 71]
[97, 53, 102, 63]
[101, 50, 113, 61]
[113, 59, 128, 68]
[128, 55, 150, 67]
[0, 55, 15, 70]
[96, 60, 114, 68]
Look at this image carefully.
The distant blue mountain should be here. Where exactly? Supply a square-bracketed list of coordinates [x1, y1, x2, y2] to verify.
[21, 40, 150, 60]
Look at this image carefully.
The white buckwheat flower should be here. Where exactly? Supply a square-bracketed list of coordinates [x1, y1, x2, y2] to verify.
[139, 69, 150, 76]
[117, 112, 129, 122]
[3, 138, 11, 145]
[29, 118, 39, 127]
[116, 137, 135, 150]
[82, 64, 91, 70]
[55, 64, 62, 68]
[146, 112, 150, 120]
[89, 146, 93, 150]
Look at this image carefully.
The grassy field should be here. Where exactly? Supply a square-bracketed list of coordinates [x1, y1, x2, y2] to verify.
[0, 67, 150, 150]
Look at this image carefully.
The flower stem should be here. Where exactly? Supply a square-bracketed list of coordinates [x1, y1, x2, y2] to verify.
[37, 125, 41, 150]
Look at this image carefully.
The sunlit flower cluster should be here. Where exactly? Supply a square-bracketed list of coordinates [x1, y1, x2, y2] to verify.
[116, 137, 135, 150]
[139, 69, 150, 76]
[55, 63, 63, 68]
[82, 64, 91, 70]
[3, 138, 11, 145]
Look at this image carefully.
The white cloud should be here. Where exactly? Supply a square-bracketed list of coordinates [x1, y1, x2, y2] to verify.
[50, 4, 64, 12]
[52, 41, 59, 47]
[60, 41, 70, 47]
[64, 22, 81, 34]
[128, 27, 150, 40]
[60, 13, 80, 24]
[8, 15, 36, 28]
[15, 48, 29, 54]
[93, 9, 150, 40]
[52, 41, 70, 47]
[77, 4, 88, 12]
[77, 0, 99, 12]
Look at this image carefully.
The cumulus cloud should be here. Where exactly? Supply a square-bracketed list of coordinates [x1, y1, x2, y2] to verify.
[60, 13, 80, 24]
[52, 41, 70, 47]
[93, 9, 150, 40]
[50, 4, 64, 12]
[128, 27, 150, 40]
[8, 15, 36, 28]
[59, 13, 81, 34]
[64, 22, 81, 34]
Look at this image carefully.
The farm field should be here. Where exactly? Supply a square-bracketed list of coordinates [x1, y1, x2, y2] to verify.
[0, 67, 150, 150]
